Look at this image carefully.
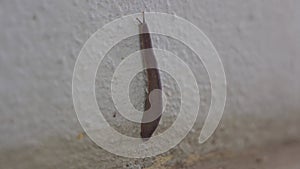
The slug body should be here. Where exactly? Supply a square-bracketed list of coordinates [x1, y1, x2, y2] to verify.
[138, 14, 163, 139]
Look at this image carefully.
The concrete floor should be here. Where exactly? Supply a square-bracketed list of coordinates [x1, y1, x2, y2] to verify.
[188, 141, 300, 169]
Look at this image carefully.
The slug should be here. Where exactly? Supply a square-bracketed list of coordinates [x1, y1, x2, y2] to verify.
[137, 12, 163, 139]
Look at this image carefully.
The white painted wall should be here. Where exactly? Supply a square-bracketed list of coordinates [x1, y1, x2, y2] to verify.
[1, 0, 300, 168]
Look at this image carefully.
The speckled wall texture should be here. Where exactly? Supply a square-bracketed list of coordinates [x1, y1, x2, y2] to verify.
[0, 0, 300, 168]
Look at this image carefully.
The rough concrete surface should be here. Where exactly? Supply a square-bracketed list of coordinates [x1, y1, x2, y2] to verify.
[0, 0, 300, 168]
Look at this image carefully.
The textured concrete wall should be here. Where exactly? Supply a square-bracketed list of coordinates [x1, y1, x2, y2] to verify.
[1, 0, 300, 168]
